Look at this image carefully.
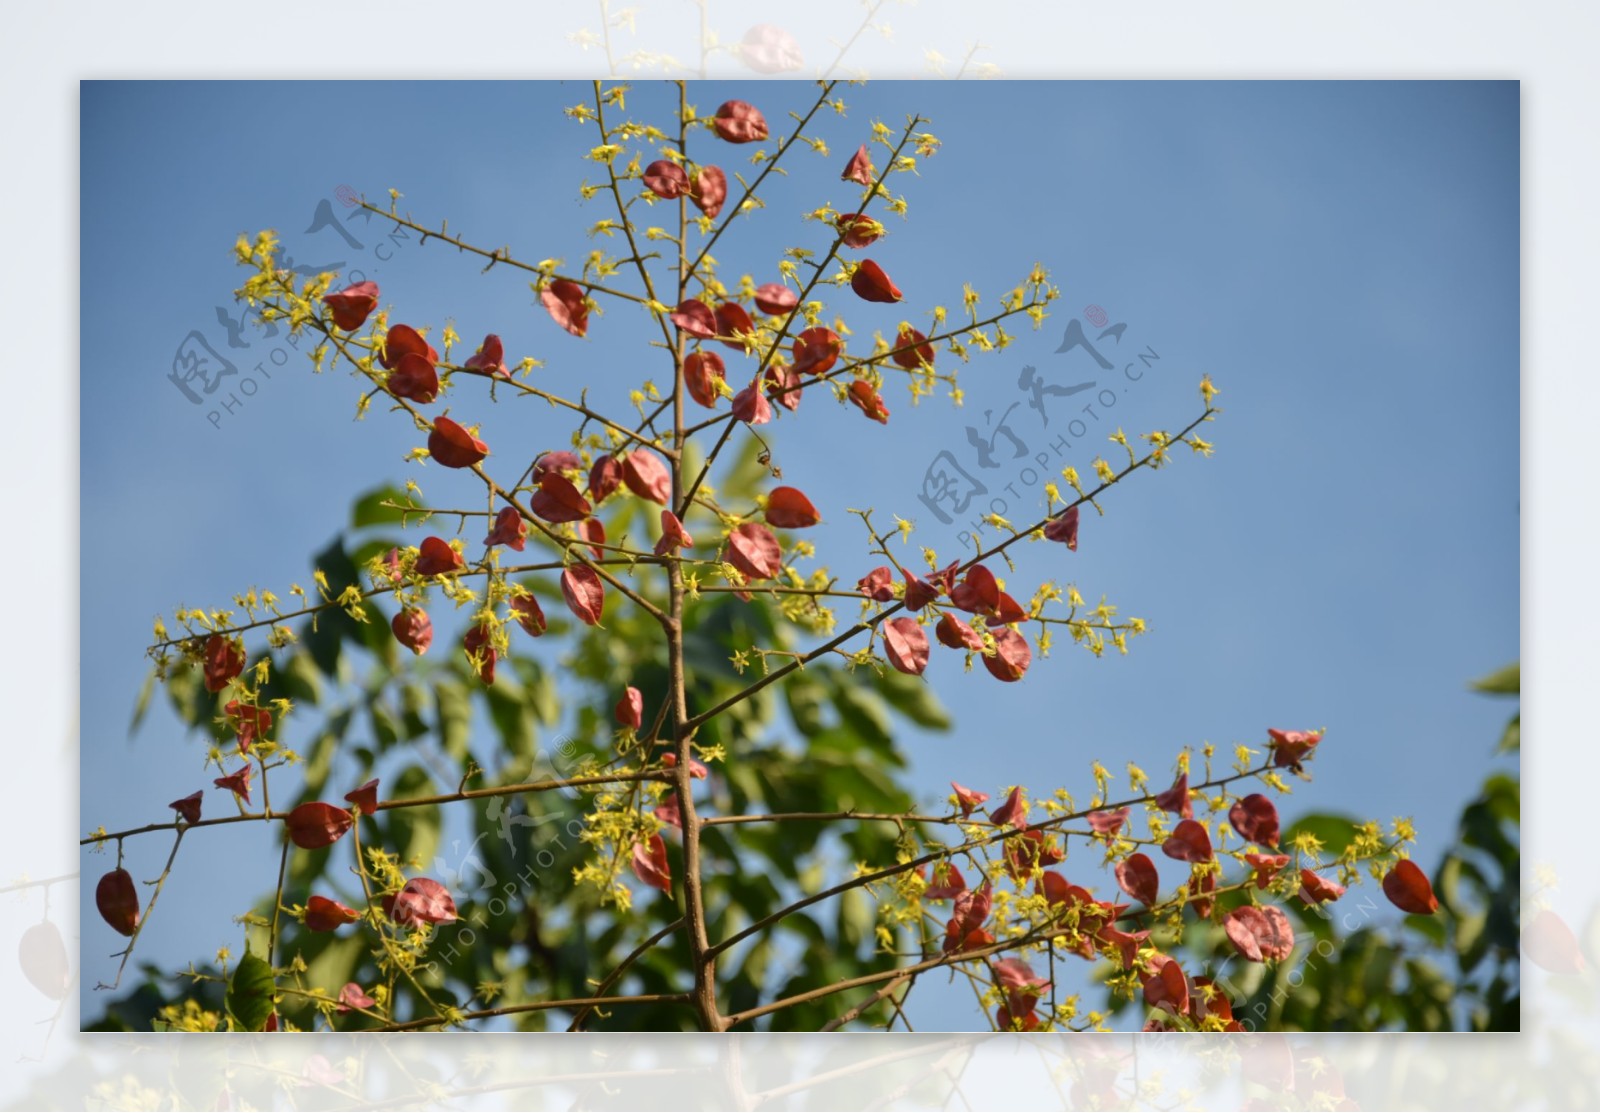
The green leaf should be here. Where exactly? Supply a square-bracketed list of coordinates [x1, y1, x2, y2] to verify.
[381, 764, 441, 869]
[281, 651, 325, 707]
[874, 668, 953, 731]
[436, 679, 473, 762]
[1455, 910, 1489, 973]
[485, 676, 535, 759]
[837, 886, 875, 952]
[129, 667, 158, 736]
[826, 674, 894, 754]
[351, 485, 413, 529]
[1279, 811, 1360, 856]
[1496, 712, 1519, 754]
[1470, 662, 1519, 696]
[225, 950, 276, 1032]
[783, 672, 830, 737]
[370, 697, 402, 750]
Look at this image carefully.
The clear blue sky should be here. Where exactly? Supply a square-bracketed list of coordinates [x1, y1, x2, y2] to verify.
[80, 79, 1518, 1029]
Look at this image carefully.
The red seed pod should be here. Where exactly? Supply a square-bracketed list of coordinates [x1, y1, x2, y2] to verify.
[654, 510, 695, 556]
[483, 507, 528, 551]
[836, 213, 885, 248]
[622, 450, 672, 505]
[643, 159, 688, 199]
[891, 327, 934, 369]
[169, 791, 203, 824]
[1115, 853, 1161, 906]
[684, 351, 726, 409]
[1044, 504, 1080, 550]
[1154, 773, 1193, 819]
[387, 351, 440, 404]
[731, 380, 772, 426]
[529, 472, 593, 524]
[323, 281, 379, 331]
[391, 608, 433, 655]
[1142, 956, 1189, 1014]
[1228, 793, 1281, 848]
[561, 566, 606, 625]
[428, 417, 489, 469]
[463, 334, 507, 376]
[379, 324, 438, 370]
[753, 283, 798, 316]
[1298, 869, 1347, 905]
[414, 536, 464, 576]
[882, 617, 930, 676]
[631, 833, 673, 893]
[213, 764, 253, 803]
[792, 327, 842, 376]
[989, 786, 1026, 828]
[284, 802, 355, 850]
[1224, 905, 1296, 962]
[841, 144, 875, 186]
[725, 523, 783, 580]
[764, 487, 821, 529]
[711, 100, 769, 143]
[202, 634, 246, 693]
[305, 895, 362, 932]
[540, 279, 589, 337]
[847, 379, 890, 423]
[512, 592, 547, 637]
[1161, 819, 1214, 863]
[690, 166, 727, 218]
[95, 869, 140, 937]
[463, 623, 497, 685]
[856, 566, 895, 601]
[615, 686, 644, 729]
[850, 259, 903, 304]
[715, 301, 755, 351]
[951, 782, 989, 818]
[588, 453, 624, 503]
[387, 878, 458, 925]
[670, 299, 718, 338]
[344, 778, 380, 816]
[935, 613, 985, 651]
[1382, 858, 1440, 915]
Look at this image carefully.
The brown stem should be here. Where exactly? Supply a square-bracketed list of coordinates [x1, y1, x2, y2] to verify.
[566, 916, 686, 1031]
[707, 756, 1276, 963]
[96, 828, 185, 991]
[375, 992, 691, 1032]
[685, 80, 839, 278]
[702, 809, 955, 828]
[83, 770, 668, 845]
[675, 302, 1042, 441]
[819, 970, 914, 1032]
[682, 407, 1215, 735]
[672, 114, 928, 516]
[354, 202, 649, 307]
[667, 78, 723, 1033]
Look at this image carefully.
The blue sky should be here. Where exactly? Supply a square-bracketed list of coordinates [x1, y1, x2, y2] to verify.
[80, 79, 1518, 1029]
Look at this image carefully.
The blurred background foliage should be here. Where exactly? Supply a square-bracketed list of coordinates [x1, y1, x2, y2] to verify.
[1103, 661, 1522, 1032]
[91, 441, 950, 1032]
[86, 435, 1527, 1033]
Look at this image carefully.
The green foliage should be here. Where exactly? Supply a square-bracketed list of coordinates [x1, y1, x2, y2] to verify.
[224, 951, 276, 1032]
[93, 444, 930, 1032]
[1142, 663, 1521, 1032]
